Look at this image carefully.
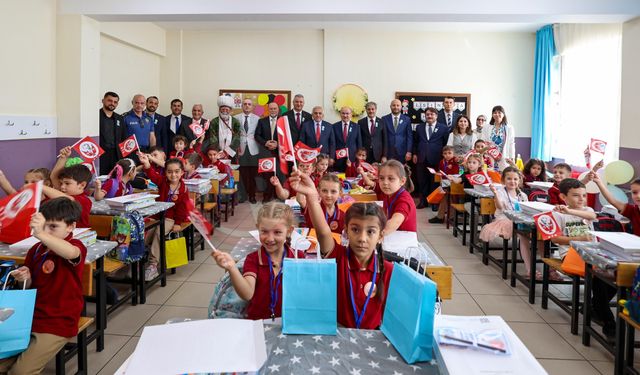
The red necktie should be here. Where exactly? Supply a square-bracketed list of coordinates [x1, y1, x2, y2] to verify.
[315, 122, 321, 142]
[296, 113, 301, 129]
[370, 119, 375, 135]
[343, 123, 348, 142]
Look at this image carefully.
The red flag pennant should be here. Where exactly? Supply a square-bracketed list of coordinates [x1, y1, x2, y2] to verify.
[336, 148, 349, 159]
[589, 138, 607, 154]
[466, 172, 491, 186]
[533, 211, 562, 240]
[72, 136, 104, 162]
[0, 181, 43, 244]
[486, 145, 502, 160]
[294, 141, 322, 163]
[189, 122, 206, 138]
[118, 135, 139, 157]
[277, 116, 296, 174]
[360, 162, 375, 174]
[258, 157, 276, 173]
[188, 209, 217, 250]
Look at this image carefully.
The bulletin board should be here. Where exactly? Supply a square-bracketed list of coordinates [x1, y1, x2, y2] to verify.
[395, 92, 471, 125]
[219, 90, 291, 118]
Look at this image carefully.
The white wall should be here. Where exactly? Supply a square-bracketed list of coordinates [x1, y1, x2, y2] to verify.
[620, 17, 640, 149]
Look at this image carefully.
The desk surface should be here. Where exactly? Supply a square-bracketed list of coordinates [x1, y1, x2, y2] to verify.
[90, 199, 174, 217]
[504, 210, 535, 225]
[0, 240, 117, 263]
[463, 188, 494, 199]
[571, 240, 636, 270]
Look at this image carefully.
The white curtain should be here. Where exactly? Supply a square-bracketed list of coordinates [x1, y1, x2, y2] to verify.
[551, 23, 622, 165]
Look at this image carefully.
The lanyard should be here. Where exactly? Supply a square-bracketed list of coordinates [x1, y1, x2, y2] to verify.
[346, 247, 378, 328]
[325, 204, 338, 223]
[267, 248, 286, 320]
[504, 187, 519, 210]
[386, 188, 405, 218]
[167, 184, 180, 202]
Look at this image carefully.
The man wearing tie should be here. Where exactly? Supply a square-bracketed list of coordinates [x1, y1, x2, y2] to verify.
[382, 99, 413, 162]
[332, 107, 362, 172]
[254, 102, 282, 202]
[299, 106, 334, 157]
[234, 98, 261, 204]
[414, 107, 449, 210]
[437, 96, 460, 133]
[358, 102, 387, 163]
[282, 94, 311, 145]
[165, 99, 192, 152]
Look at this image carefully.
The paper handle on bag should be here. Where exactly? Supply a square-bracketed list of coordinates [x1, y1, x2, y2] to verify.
[2, 270, 27, 291]
[293, 236, 320, 260]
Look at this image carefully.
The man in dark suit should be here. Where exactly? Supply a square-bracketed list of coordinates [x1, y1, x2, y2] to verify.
[146, 96, 170, 152]
[254, 102, 282, 202]
[98, 91, 127, 175]
[358, 101, 387, 163]
[437, 96, 461, 132]
[282, 94, 311, 145]
[413, 107, 449, 211]
[164, 99, 192, 152]
[332, 107, 362, 172]
[382, 99, 413, 162]
[299, 106, 334, 157]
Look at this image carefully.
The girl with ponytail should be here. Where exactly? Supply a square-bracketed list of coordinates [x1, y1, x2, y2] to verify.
[94, 158, 136, 200]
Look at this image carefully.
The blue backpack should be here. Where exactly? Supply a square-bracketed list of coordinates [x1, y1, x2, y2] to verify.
[109, 211, 146, 263]
[208, 258, 248, 319]
[0, 260, 18, 287]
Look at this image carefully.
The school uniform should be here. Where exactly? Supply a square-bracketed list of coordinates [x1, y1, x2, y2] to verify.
[242, 245, 305, 320]
[345, 160, 363, 178]
[303, 202, 344, 234]
[375, 185, 417, 232]
[185, 171, 201, 179]
[101, 179, 133, 198]
[71, 193, 91, 228]
[310, 172, 324, 187]
[438, 158, 460, 175]
[325, 244, 394, 329]
[523, 173, 545, 183]
[548, 183, 565, 205]
[622, 204, 640, 236]
[169, 149, 195, 159]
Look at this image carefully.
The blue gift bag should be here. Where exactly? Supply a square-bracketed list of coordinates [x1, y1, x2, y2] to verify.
[282, 256, 337, 335]
[0, 275, 37, 359]
[381, 262, 437, 363]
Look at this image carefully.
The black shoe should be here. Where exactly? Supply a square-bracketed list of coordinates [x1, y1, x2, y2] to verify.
[428, 217, 444, 224]
[431, 205, 438, 212]
[602, 321, 616, 340]
[249, 197, 257, 204]
[416, 202, 427, 209]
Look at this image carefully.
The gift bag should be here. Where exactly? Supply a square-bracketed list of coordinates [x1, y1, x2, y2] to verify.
[282, 241, 337, 335]
[560, 247, 585, 277]
[427, 187, 446, 204]
[0, 271, 37, 359]
[165, 237, 189, 269]
[381, 261, 437, 363]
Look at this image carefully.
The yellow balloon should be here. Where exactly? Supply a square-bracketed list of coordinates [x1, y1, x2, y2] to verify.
[604, 160, 635, 185]
[257, 93, 269, 106]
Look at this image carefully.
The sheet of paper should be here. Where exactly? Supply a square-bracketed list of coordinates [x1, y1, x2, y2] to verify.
[435, 315, 547, 375]
[10, 228, 90, 251]
[125, 319, 266, 375]
[590, 231, 640, 250]
[383, 231, 418, 254]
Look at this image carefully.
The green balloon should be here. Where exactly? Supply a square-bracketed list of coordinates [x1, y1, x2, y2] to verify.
[280, 105, 287, 114]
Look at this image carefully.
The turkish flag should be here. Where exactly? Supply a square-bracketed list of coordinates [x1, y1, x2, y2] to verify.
[188, 209, 216, 251]
[277, 116, 296, 174]
[0, 181, 43, 244]
[360, 162, 375, 173]
[336, 148, 349, 159]
[258, 157, 276, 173]
[589, 138, 607, 154]
[294, 141, 322, 163]
[533, 211, 562, 240]
[72, 136, 104, 162]
[466, 172, 491, 186]
[118, 135, 139, 157]
[189, 122, 206, 138]
[486, 145, 502, 160]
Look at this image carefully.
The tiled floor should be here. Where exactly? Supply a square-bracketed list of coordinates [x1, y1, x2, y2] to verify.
[42, 202, 620, 374]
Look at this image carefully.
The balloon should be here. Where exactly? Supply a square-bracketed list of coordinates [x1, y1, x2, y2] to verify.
[598, 184, 629, 206]
[604, 160, 635, 185]
[257, 94, 269, 106]
[254, 104, 265, 117]
[578, 170, 607, 194]
[279, 105, 287, 114]
[274, 94, 285, 106]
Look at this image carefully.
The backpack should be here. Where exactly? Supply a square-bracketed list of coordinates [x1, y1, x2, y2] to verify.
[105, 178, 133, 199]
[208, 258, 248, 319]
[109, 211, 146, 263]
[593, 213, 624, 233]
[528, 190, 550, 203]
[625, 267, 640, 323]
[0, 260, 18, 287]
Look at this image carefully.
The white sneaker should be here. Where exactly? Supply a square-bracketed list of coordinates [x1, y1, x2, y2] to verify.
[145, 265, 159, 281]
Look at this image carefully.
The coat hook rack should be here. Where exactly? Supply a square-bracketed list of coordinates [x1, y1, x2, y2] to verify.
[6, 121, 14, 126]
[44, 129, 51, 135]
[32, 121, 40, 126]
[19, 130, 27, 135]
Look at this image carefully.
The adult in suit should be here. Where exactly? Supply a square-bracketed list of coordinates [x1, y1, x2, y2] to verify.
[358, 101, 387, 163]
[165, 99, 192, 153]
[332, 107, 362, 172]
[234, 98, 261, 204]
[299, 106, 334, 157]
[146, 96, 170, 152]
[282, 94, 311, 145]
[437, 96, 461, 132]
[254, 102, 282, 202]
[98, 91, 127, 175]
[190, 104, 208, 136]
[206, 96, 242, 160]
[382, 99, 413, 162]
[413, 107, 449, 210]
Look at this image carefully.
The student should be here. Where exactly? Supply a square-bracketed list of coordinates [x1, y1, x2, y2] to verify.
[270, 162, 314, 201]
[473, 139, 494, 169]
[428, 146, 461, 224]
[592, 175, 640, 235]
[0, 168, 52, 196]
[302, 174, 344, 234]
[138, 153, 190, 281]
[372, 160, 416, 233]
[211, 202, 304, 320]
[345, 147, 367, 178]
[145, 146, 167, 176]
[0, 198, 87, 374]
[548, 163, 572, 205]
[169, 135, 191, 159]
[311, 153, 330, 186]
[184, 153, 203, 179]
[523, 158, 547, 183]
[291, 171, 394, 329]
[94, 159, 135, 200]
[201, 144, 227, 172]
[451, 153, 483, 213]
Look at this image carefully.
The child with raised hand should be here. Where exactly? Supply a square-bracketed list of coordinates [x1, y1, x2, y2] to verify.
[523, 158, 547, 183]
[0, 168, 52, 197]
[138, 153, 190, 281]
[211, 202, 304, 320]
[302, 174, 344, 234]
[374, 160, 416, 233]
[311, 154, 330, 186]
[0, 198, 86, 374]
[290, 170, 394, 329]
[94, 158, 136, 200]
[346, 147, 367, 178]
[270, 161, 314, 201]
[592, 175, 640, 236]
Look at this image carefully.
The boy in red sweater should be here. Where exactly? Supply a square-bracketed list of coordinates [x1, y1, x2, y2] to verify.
[345, 147, 367, 178]
[549, 163, 572, 205]
[0, 198, 87, 374]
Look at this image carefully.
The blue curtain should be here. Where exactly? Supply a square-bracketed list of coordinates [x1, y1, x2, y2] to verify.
[530, 25, 557, 161]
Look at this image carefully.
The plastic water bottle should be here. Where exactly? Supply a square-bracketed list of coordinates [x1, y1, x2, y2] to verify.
[228, 175, 235, 189]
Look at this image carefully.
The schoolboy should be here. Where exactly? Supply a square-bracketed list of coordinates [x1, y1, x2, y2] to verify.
[548, 163, 572, 205]
[184, 152, 203, 179]
[0, 198, 87, 374]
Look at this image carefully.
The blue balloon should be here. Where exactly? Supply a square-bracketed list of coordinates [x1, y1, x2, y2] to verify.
[598, 184, 629, 206]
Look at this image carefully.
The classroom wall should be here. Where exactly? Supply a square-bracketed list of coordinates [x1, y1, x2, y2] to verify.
[620, 17, 640, 176]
